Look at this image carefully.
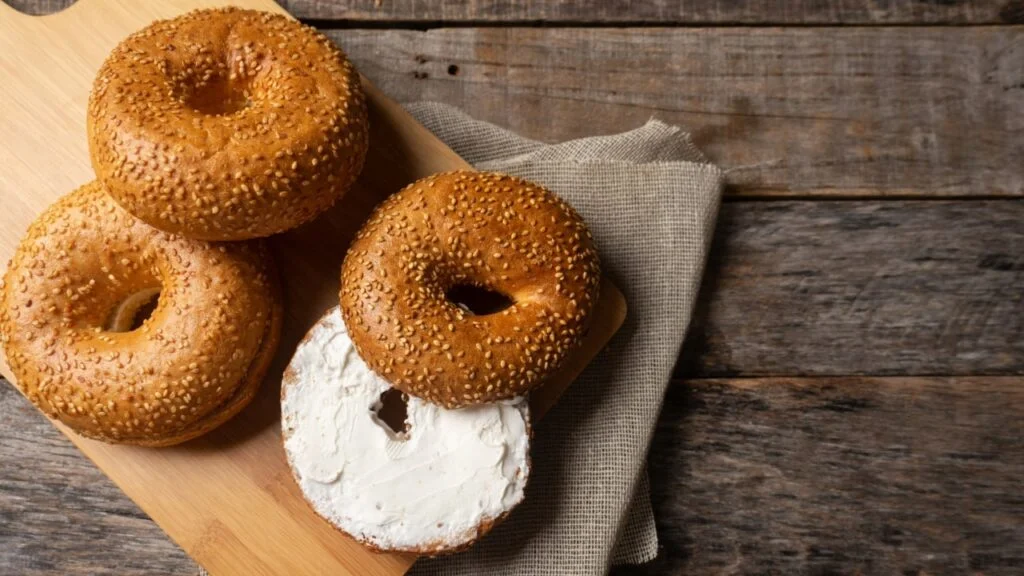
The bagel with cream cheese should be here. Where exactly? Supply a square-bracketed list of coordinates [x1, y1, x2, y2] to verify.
[282, 307, 530, 554]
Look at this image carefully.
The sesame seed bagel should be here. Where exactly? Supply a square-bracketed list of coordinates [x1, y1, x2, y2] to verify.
[340, 171, 601, 408]
[87, 7, 369, 241]
[0, 182, 282, 446]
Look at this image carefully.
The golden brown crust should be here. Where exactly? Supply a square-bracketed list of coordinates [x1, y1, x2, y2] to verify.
[87, 7, 369, 241]
[0, 182, 281, 445]
[340, 170, 601, 409]
[127, 256, 283, 447]
[356, 512, 506, 557]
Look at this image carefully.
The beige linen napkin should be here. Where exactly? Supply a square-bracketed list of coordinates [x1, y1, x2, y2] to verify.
[200, 104, 721, 575]
[405, 103, 722, 575]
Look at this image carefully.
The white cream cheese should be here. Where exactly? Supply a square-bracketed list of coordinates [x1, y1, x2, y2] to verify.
[281, 307, 531, 552]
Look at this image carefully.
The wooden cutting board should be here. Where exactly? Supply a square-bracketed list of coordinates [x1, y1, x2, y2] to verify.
[0, 1, 627, 574]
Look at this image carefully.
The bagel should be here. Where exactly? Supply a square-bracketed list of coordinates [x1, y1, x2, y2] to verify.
[87, 7, 369, 241]
[0, 182, 282, 446]
[282, 307, 531, 554]
[340, 170, 601, 408]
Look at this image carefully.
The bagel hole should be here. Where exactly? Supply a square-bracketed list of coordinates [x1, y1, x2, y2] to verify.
[446, 284, 514, 316]
[183, 75, 250, 116]
[371, 388, 410, 440]
[106, 288, 161, 332]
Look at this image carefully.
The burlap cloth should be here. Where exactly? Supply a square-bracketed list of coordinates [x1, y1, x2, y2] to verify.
[201, 103, 721, 575]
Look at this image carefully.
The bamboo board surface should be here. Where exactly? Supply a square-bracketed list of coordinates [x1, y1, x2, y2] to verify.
[0, 1, 628, 574]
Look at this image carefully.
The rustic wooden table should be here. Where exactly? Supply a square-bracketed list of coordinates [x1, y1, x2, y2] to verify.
[2, 1, 1022, 574]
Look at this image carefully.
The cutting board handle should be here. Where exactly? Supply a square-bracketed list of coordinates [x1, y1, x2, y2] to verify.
[1, 2, 23, 18]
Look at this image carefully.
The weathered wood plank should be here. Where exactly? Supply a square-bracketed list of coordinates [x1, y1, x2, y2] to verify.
[6, 0, 1022, 24]
[613, 376, 1024, 576]
[678, 199, 1024, 377]
[4, 19, 1020, 199]
[4, 376, 1022, 574]
[0, 382, 195, 576]
[281, 0, 1021, 24]
[330, 27, 1024, 197]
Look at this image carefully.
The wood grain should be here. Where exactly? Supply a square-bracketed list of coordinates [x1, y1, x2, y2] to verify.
[678, 199, 1024, 378]
[328, 26, 1024, 198]
[5, 375, 1022, 574]
[7, 0, 1023, 24]
[613, 376, 1024, 576]
[0, 382, 194, 576]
